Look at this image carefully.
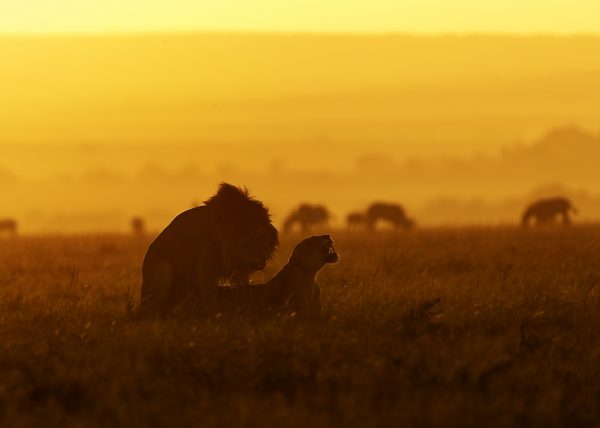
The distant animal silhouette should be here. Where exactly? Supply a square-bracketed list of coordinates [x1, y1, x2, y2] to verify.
[346, 211, 367, 229]
[218, 235, 338, 318]
[522, 197, 577, 227]
[366, 202, 415, 230]
[140, 183, 278, 316]
[283, 204, 330, 233]
[0, 218, 17, 237]
[130, 216, 146, 236]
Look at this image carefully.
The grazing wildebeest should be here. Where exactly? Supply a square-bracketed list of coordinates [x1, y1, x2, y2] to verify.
[140, 183, 278, 316]
[0, 218, 18, 237]
[131, 216, 146, 236]
[366, 202, 415, 230]
[346, 211, 367, 229]
[522, 197, 577, 227]
[283, 204, 330, 233]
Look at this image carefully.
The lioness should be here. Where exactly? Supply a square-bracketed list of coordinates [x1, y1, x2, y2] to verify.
[218, 235, 338, 318]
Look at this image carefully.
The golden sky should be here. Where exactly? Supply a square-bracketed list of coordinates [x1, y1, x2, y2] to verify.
[1, 0, 599, 34]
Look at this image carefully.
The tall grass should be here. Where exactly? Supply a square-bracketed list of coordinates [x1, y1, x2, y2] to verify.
[1, 226, 600, 427]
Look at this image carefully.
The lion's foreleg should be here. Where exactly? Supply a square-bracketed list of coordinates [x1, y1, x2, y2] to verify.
[140, 253, 174, 317]
[195, 253, 219, 314]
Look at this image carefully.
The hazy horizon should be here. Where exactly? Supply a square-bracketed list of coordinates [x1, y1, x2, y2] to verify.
[2, 32, 600, 230]
[2, 125, 600, 232]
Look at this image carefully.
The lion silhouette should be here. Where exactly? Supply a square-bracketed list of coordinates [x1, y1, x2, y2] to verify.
[522, 197, 577, 227]
[366, 202, 415, 230]
[218, 235, 338, 318]
[0, 218, 17, 237]
[140, 183, 278, 316]
[283, 204, 330, 233]
[263, 234, 337, 317]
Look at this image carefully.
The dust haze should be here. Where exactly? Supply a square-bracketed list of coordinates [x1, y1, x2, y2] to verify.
[1, 33, 600, 231]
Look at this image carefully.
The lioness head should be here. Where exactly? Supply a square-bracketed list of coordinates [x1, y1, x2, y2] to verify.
[289, 235, 338, 272]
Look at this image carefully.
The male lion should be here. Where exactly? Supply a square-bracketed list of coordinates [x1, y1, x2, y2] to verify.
[218, 235, 338, 318]
[140, 183, 278, 316]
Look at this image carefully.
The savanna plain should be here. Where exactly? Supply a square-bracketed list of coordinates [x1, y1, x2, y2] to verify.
[2, 226, 600, 427]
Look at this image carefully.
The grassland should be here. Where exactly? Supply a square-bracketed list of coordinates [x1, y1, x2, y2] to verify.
[1, 226, 600, 427]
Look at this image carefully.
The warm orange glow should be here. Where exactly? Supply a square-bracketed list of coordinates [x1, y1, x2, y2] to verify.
[2, 35, 600, 157]
[1, 0, 600, 231]
[1, 33, 600, 231]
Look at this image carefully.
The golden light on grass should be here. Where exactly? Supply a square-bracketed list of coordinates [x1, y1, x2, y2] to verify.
[2, 228, 600, 424]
